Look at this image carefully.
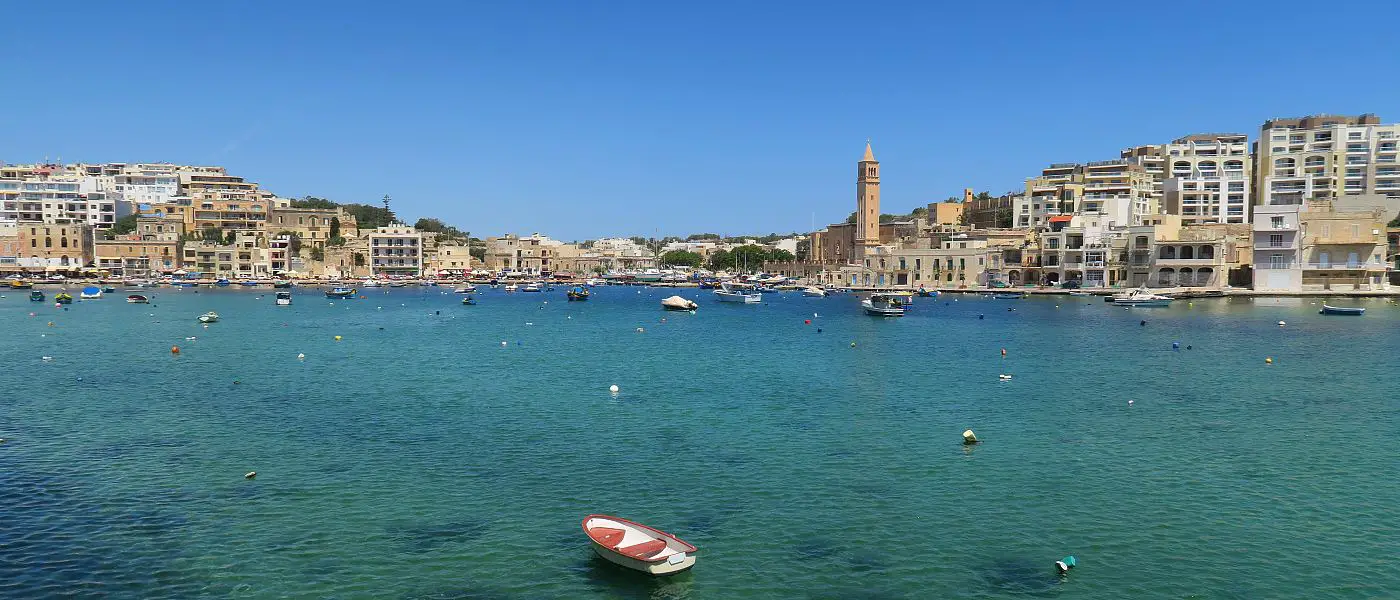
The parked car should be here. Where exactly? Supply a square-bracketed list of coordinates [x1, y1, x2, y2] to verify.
[1061, 280, 1082, 289]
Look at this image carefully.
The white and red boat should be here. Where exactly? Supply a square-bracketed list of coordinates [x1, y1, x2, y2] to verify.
[582, 514, 697, 575]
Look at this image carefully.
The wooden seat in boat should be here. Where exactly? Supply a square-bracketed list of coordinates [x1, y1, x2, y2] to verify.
[617, 539, 668, 559]
[588, 527, 626, 548]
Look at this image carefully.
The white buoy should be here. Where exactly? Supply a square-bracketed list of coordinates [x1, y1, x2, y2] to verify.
[609, 384, 619, 393]
[41, 356, 53, 361]
[501, 341, 508, 346]
[962, 429, 978, 445]
[525, 322, 533, 326]
[297, 353, 306, 360]
[244, 471, 257, 479]
[636, 327, 645, 333]
[998, 374, 1012, 380]
[1128, 400, 1134, 406]
[1278, 321, 1286, 326]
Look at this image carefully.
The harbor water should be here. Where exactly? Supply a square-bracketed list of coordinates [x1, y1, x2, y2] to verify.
[2, 286, 1397, 599]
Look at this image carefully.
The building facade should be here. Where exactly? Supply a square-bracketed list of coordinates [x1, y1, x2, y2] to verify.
[1161, 133, 1251, 225]
[368, 223, 423, 277]
[1256, 114, 1400, 206]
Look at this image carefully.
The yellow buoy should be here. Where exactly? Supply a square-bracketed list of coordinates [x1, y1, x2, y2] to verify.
[334, 335, 342, 341]
[1265, 357, 1274, 364]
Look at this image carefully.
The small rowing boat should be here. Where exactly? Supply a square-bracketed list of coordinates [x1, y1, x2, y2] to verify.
[1319, 304, 1364, 316]
[582, 514, 697, 576]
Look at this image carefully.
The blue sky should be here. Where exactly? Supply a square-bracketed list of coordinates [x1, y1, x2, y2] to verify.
[4, 1, 1398, 240]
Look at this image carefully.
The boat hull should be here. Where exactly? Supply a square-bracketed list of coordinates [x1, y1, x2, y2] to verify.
[1114, 299, 1172, 307]
[589, 542, 696, 575]
[715, 291, 760, 303]
[1320, 305, 1364, 315]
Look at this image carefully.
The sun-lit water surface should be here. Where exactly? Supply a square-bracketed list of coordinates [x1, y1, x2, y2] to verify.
[1, 286, 1397, 599]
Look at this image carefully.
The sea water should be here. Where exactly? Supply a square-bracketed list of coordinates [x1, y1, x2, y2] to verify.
[1, 287, 1397, 599]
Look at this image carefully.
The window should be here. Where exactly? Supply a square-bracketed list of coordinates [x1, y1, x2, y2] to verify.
[1320, 224, 1330, 238]
[1352, 224, 1360, 238]
[1271, 216, 1284, 228]
[1269, 234, 1283, 247]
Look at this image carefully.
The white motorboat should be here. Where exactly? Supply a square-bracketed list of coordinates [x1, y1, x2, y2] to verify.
[583, 514, 697, 576]
[521, 282, 542, 292]
[714, 282, 761, 303]
[1112, 286, 1173, 307]
[801, 286, 827, 297]
[361, 279, 383, 288]
[453, 284, 477, 294]
[862, 293, 906, 317]
[197, 311, 219, 323]
[275, 291, 292, 305]
[504, 284, 518, 293]
[585, 278, 607, 287]
[661, 295, 698, 311]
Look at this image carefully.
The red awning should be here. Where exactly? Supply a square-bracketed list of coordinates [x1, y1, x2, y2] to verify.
[1048, 216, 1073, 223]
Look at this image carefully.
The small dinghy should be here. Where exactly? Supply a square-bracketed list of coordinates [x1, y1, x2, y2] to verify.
[197, 311, 219, 323]
[126, 294, 149, 304]
[461, 296, 476, 305]
[1319, 304, 1365, 316]
[29, 291, 45, 302]
[582, 514, 697, 576]
[661, 295, 698, 311]
[325, 287, 356, 298]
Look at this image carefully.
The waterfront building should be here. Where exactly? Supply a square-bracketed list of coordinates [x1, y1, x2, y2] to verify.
[0, 169, 122, 228]
[1161, 134, 1252, 225]
[966, 191, 1019, 229]
[846, 239, 1001, 288]
[368, 223, 423, 277]
[1126, 215, 1251, 288]
[424, 241, 473, 276]
[855, 142, 880, 258]
[485, 234, 554, 274]
[1036, 214, 1128, 287]
[178, 171, 271, 232]
[13, 222, 93, 271]
[1256, 114, 1400, 206]
[809, 220, 920, 266]
[180, 231, 271, 278]
[268, 206, 356, 248]
[1252, 203, 1304, 292]
[93, 238, 179, 277]
[1251, 199, 1389, 292]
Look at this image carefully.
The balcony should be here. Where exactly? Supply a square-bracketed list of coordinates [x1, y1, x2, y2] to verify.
[1302, 261, 1386, 271]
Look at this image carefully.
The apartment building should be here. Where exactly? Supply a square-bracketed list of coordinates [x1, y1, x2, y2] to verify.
[93, 238, 179, 276]
[1036, 214, 1128, 287]
[1161, 134, 1251, 225]
[1126, 215, 1250, 288]
[12, 223, 93, 270]
[181, 231, 272, 278]
[107, 163, 180, 205]
[178, 171, 270, 232]
[839, 239, 1002, 288]
[268, 206, 356, 248]
[368, 223, 422, 277]
[1298, 201, 1388, 291]
[485, 234, 557, 273]
[425, 242, 473, 275]
[1256, 114, 1400, 205]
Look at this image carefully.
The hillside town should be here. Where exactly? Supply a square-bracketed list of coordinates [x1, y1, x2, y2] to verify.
[4, 113, 1400, 293]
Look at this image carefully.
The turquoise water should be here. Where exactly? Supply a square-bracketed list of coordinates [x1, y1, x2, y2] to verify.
[2, 286, 1398, 599]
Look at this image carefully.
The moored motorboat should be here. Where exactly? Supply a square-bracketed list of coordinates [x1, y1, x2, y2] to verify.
[582, 514, 697, 576]
[461, 296, 477, 305]
[801, 286, 828, 297]
[362, 279, 383, 288]
[127, 294, 149, 304]
[714, 282, 761, 303]
[272, 280, 293, 288]
[661, 295, 698, 311]
[80, 286, 103, 299]
[215, 278, 231, 287]
[54, 292, 73, 304]
[453, 284, 477, 294]
[101, 286, 116, 294]
[567, 286, 590, 301]
[504, 283, 518, 293]
[521, 282, 543, 293]
[993, 292, 1027, 300]
[325, 287, 356, 298]
[917, 287, 936, 297]
[197, 311, 219, 323]
[275, 291, 292, 306]
[10, 279, 34, 289]
[29, 291, 45, 302]
[1112, 286, 1173, 307]
[862, 293, 906, 317]
[1320, 304, 1365, 315]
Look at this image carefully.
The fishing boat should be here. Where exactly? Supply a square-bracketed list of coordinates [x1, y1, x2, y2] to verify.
[504, 283, 518, 293]
[10, 279, 34, 289]
[272, 280, 292, 288]
[101, 286, 116, 294]
[917, 287, 937, 297]
[585, 278, 607, 287]
[239, 280, 259, 287]
[126, 294, 149, 304]
[1320, 304, 1365, 316]
[29, 291, 44, 302]
[362, 279, 383, 288]
[461, 296, 477, 305]
[215, 278, 231, 287]
[582, 514, 697, 576]
[80, 286, 103, 299]
[453, 285, 477, 294]
[325, 287, 356, 298]
[521, 282, 542, 293]
[862, 293, 906, 317]
[714, 282, 761, 303]
[54, 292, 73, 304]
[993, 292, 1027, 300]
[197, 311, 219, 323]
[567, 286, 590, 301]
[1112, 286, 1173, 307]
[275, 291, 292, 306]
[662, 295, 698, 311]
[801, 286, 827, 297]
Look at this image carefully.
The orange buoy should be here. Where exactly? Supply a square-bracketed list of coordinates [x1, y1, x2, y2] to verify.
[171, 345, 180, 354]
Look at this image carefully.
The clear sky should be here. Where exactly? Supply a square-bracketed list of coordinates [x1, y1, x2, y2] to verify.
[4, 1, 1398, 240]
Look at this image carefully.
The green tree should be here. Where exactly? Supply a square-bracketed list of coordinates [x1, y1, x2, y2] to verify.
[707, 249, 732, 270]
[201, 227, 224, 243]
[276, 231, 303, 256]
[995, 208, 1014, 229]
[329, 216, 341, 239]
[845, 211, 858, 224]
[730, 244, 769, 271]
[353, 252, 365, 266]
[469, 247, 485, 262]
[342, 203, 395, 229]
[661, 250, 703, 267]
[768, 248, 795, 262]
[107, 214, 138, 238]
[291, 196, 338, 209]
[686, 233, 721, 241]
[310, 246, 325, 261]
[795, 239, 811, 262]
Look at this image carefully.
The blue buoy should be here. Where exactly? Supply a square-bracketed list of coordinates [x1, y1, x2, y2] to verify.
[978, 314, 985, 320]
[1140, 320, 1147, 326]
[1172, 342, 1180, 350]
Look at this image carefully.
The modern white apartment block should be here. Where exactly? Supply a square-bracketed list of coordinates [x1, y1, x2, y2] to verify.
[1256, 114, 1400, 205]
[368, 223, 422, 277]
[1018, 161, 1156, 229]
[1161, 133, 1251, 225]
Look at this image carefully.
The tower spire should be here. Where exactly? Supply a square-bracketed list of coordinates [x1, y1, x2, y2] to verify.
[862, 139, 875, 162]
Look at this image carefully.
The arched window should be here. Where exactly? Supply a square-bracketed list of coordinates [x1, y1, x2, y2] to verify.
[1159, 246, 1176, 259]
[44, 237, 52, 248]
[60, 237, 68, 248]
[1180, 246, 1194, 259]
[1199, 245, 1214, 259]
[1173, 161, 1191, 172]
